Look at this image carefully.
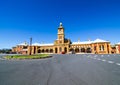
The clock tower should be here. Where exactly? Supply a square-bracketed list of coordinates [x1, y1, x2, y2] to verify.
[57, 22, 65, 44]
[54, 22, 70, 54]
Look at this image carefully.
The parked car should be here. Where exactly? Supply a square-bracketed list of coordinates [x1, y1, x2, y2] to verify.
[61, 51, 65, 54]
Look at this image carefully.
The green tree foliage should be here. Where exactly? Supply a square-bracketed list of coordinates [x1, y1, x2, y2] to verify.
[0, 49, 12, 54]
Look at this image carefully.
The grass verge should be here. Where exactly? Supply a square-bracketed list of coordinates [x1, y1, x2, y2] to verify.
[4, 54, 52, 60]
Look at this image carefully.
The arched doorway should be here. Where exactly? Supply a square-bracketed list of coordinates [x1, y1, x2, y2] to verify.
[86, 48, 92, 53]
[38, 49, 41, 53]
[81, 48, 85, 53]
[64, 47, 67, 53]
[50, 49, 53, 53]
[55, 48, 58, 53]
[75, 48, 79, 53]
[46, 49, 49, 53]
[42, 49, 44, 53]
[69, 48, 74, 51]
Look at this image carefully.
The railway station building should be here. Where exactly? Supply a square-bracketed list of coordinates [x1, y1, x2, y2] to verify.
[12, 23, 120, 54]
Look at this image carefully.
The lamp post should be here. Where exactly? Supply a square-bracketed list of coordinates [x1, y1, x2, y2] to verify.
[29, 37, 32, 55]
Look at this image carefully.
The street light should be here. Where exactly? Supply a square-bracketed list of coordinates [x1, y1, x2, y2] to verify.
[29, 37, 32, 55]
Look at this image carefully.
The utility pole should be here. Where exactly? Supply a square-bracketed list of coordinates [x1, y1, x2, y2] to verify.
[29, 37, 32, 55]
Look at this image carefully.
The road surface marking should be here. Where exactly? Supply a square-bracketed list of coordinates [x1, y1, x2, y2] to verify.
[102, 59, 106, 62]
[108, 61, 114, 64]
[116, 63, 120, 66]
[0, 58, 5, 60]
[97, 58, 101, 60]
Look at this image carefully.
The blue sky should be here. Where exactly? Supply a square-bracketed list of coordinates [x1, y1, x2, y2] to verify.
[0, 0, 120, 49]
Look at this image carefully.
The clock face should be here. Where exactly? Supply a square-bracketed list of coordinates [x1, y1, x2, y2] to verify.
[59, 30, 63, 33]
[59, 36, 62, 39]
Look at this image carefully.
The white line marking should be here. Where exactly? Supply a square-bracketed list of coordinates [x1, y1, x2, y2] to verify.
[0, 58, 5, 60]
[97, 58, 101, 60]
[116, 63, 120, 66]
[102, 59, 106, 62]
[108, 61, 114, 64]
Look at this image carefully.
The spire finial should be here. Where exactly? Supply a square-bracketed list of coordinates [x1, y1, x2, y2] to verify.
[60, 22, 62, 26]
[59, 22, 63, 28]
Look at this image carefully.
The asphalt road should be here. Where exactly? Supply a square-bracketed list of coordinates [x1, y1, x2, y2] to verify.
[0, 54, 120, 85]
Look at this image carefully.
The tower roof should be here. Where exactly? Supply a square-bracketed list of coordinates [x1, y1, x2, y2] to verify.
[93, 38, 110, 43]
[72, 38, 110, 45]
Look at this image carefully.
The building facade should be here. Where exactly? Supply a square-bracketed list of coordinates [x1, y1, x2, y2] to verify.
[12, 42, 28, 54]
[12, 23, 120, 54]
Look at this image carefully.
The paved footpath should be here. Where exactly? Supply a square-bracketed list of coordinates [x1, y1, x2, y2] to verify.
[0, 54, 120, 85]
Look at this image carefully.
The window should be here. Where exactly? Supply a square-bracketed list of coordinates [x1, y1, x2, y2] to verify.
[102, 45, 104, 51]
[94, 46, 96, 51]
[59, 41, 62, 43]
[99, 46, 101, 51]
[59, 29, 61, 32]
[99, 45, 104, 51]
[59, 47, 62, 52]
